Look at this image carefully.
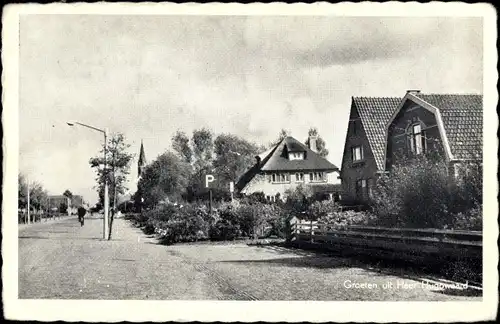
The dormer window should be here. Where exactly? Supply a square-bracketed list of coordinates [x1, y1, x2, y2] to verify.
[407, 123, 426, 155]
[289, 152, 305, 160]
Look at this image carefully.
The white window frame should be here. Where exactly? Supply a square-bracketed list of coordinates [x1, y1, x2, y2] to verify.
[408, 123, 426, 155]
[271, 173, 291, 184]
[289, 152, 305, 160]
[352, 146, 364, 162]
[309, 172, 326, 183]
[295, 172, 304, 182]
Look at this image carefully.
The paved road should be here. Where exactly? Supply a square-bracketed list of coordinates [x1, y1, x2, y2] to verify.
[19, 217, 481, 300]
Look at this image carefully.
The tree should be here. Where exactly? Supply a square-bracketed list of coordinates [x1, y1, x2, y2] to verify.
[172, 130, 193, 163]
[212, 134, 260, 188]
[18, 173, 28, 210]
[89, 132, 134, 240]
[63, 189, 73, 199]
[188, 128, 215, 197]
[137, 151, 192, 207]
[305, 127, 329, 157]
[269, 128, 290, 147]
[18, 173, 49, 222]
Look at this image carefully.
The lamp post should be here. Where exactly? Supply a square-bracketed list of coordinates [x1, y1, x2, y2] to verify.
[26, 175, 30, 224]
[67, 121, 109, 240]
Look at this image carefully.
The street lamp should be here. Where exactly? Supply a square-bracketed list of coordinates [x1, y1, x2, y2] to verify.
[67, 121, 109, 240]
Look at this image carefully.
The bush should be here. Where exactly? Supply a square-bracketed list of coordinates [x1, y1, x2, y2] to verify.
[209, 203, 241, 240]
[371, 156, 452, 228]
[370, 155, 483, 230]
[308, 200, 342, 220]
[316, 210, 375, 230]
[451, 204, 482, 231]
[156, 203, 213, 244]
[283, 184, 313, 214]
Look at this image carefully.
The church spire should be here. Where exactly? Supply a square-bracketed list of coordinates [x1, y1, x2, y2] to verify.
[138, 140, 146, 177]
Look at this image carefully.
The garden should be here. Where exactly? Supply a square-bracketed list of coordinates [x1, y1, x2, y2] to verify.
[129, 153, 482, 245]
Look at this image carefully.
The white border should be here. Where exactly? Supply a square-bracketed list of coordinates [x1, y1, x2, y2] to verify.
[2, 2, 498, 322]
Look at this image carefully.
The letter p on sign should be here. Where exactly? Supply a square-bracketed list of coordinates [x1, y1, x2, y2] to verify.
[205, 174, 215, 188]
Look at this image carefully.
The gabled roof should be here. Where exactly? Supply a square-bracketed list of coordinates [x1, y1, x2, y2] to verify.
[351, 97, 402, 170]
[260, 136, 338, 172]
[236, 136, 338, 192]
[414, 94, 483, 160]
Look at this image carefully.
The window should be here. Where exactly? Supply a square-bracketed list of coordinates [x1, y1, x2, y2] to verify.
[295, 173, 304, 182]
[407, 123, 426, 155]
[271, 173, 291, 184]
[309, 172, 325, 182]
[367, 179, 373, 198]
[355, 179, 367, 199]
[352, 146, 364, 162]
[289, 152, 304, 160]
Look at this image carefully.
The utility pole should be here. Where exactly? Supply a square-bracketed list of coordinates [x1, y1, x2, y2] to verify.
[67, 121, 109, 240]
[26, 176, 30, 224]
[104, 128, 109, 239]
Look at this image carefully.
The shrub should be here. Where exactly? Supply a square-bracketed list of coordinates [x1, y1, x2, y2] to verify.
[317, 210, 375, 230]
[308, 200, 342, 220]
[209, 203, 241, 240]
[451, 204, 482, 231]
[157, 203, 212, 244]
[284, 184, 313, 214]
[371, 156, 452, 228]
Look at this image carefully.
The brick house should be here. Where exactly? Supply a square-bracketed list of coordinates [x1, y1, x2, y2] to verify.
[236, 136, 341, 201]
[385, 91, 483, 178]
[340, 96, 402, 204]
[340, 91, 482, 205]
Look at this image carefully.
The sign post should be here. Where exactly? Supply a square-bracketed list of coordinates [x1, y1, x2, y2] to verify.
[205, 174, 215, 214]
[229, 181, 234, 202]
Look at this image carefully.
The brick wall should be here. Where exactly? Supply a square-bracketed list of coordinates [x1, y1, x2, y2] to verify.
[340, 104, 379, 203]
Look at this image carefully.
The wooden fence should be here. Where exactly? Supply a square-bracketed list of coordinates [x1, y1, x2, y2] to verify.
[290, 220, 482, 262]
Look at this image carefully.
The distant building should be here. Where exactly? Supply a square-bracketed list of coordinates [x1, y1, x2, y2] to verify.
[138, 139, 147, 178]
[236, 135, 341, 201]
[48, 195, 71, 211]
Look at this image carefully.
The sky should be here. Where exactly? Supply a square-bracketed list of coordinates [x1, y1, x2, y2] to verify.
[19, 15, 483, 204]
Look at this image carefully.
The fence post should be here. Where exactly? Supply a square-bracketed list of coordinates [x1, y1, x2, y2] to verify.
[310, 219, 314, 243]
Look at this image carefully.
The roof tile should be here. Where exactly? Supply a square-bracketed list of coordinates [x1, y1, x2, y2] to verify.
[352, 97, 402, 170]
[261, 136, 338, 171]
[416, 94, 483, 160]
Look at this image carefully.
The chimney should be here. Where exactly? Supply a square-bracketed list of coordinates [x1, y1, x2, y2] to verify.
[308, 135, 318, 153]
[255, 156, 262, 167]
[406, 89, 421, 94]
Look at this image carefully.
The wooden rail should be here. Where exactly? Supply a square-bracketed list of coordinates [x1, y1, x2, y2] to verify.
[290, 221, 482, 260]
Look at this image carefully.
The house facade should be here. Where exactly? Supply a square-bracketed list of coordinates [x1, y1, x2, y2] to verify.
[236, 136, 341, 201]
[48, 195, 71, 211]
[340, 97, 402, 204]
[385, 91, 483, 177]
[340, 90, 483, 205]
